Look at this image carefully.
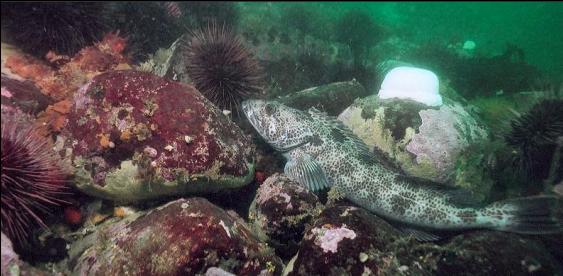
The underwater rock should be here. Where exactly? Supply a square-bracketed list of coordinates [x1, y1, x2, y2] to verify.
[284, 205, 407, 276]
[5, 32, 129, 102]
[237, 8, 377, 98]
[70, 198, 282, 275]
[405, 42, 541, 99]
[277, 80, 369, 116]
[1, 43, 28, 80]
[285, 205, 562, 275]
[1, 232, 49, 276]
[425, 232, 563, 275]
[249, 173, 321, 259]
[4, 33, 131, 136]
[338, 94, 491, 200]
[1, 74, 53, 116]
[138, 38, 185, 82]
[60, 70, 255, 203]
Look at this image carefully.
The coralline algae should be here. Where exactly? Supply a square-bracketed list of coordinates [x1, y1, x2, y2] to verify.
[61, 70, 255, 203]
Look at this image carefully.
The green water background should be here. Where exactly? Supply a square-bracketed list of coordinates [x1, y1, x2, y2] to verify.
[240, 2, 563, 81]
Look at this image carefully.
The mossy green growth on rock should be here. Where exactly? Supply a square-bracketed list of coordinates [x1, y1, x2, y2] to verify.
[338, 94, 492, 200]
[453, 144, 495, 202]
[73, 158, 255, 204]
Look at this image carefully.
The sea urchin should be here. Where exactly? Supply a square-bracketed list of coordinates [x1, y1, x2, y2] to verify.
[183, 22, 264, 113]
[505, 99, 563, 180]
[1, 114, 69, 246]
[1, 2, 108, 57]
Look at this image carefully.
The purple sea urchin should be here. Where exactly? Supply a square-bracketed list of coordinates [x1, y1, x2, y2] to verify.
[505, 99, 563, 181]
[1, 114, 69, 246]
[183, 22, 264, 113]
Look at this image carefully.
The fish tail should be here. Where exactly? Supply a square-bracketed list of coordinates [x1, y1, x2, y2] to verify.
[488, 196, 562, 235]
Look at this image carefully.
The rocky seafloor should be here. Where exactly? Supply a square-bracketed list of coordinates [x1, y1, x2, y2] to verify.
[1, 3, 562, 276]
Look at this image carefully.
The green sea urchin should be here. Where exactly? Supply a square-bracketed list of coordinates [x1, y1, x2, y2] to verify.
[1, 114, 69, 247]
[183, 22, 264, 113]
[505, 99, 563, 181]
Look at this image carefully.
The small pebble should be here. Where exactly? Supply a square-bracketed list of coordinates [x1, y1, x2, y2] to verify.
[359, 252, 368, 263]
[398, 265, 409, 272]
[114, 206, 136, 217]
[143, 146, 158, 158]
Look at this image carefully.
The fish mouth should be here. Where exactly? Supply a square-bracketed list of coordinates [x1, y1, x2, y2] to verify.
[241, 99, 262, 132]
[241, 99, 265, 123]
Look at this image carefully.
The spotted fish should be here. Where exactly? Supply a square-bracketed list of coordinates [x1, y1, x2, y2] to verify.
[242, 99, 562, 241]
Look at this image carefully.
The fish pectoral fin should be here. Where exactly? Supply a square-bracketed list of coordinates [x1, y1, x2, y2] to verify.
[396, 225, 442, 242]
[284, 153, 331, 192]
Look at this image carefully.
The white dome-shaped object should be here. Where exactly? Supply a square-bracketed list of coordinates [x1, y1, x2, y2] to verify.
[463, 40, 476, 51]
[377, 66, 442, 106]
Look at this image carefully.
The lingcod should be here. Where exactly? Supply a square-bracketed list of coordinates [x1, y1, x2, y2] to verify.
[242, 99, 562, 240]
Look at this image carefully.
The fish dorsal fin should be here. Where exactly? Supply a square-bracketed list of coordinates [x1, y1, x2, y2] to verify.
[308, 107, 401, 170]
[394, 174, 483, 207]
[284, 151, 331, 192]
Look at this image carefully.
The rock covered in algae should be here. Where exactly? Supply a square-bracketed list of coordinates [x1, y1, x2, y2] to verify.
[249, 173, 321, 259]
[277, 80, 369, 116]
[338, 94, 491, 200]
[60, 70, 255, 203]
[1, 74, 53, 116]
[284, 205, 404, 276]
[70, 198, 282, 275]
[285, 204, 562, 276]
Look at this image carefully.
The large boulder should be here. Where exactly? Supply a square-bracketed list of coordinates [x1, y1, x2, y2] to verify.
[285, 204, 562, 276]
[69, 198, 282, 275]
[338, 94, 491, 200]
[59, 70, 255, 203]
[249, 173, 321, 259]
[277, 80, 369, 116]
[284, 205, 406, 276]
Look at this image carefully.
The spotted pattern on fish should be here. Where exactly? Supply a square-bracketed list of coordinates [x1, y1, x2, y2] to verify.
[242, 100, 562, 236]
